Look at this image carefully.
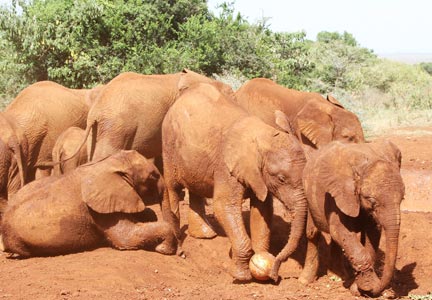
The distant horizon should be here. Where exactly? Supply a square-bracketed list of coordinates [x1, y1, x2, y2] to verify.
[377, 53, 432, 64]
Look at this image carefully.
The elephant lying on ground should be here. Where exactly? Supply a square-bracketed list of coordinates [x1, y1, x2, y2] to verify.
[162, 82, 308, 281]
[52, 127, 87, 175]
[235, 78, 365, 151]
[0, 81, 102, 214]
[1, 150, 177, 257]
[295, 141, 405, 297]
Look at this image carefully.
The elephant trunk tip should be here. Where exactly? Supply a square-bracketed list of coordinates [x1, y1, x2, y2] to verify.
[269, 258, 282, 282]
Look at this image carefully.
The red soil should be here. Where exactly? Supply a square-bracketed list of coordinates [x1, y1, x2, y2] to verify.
[0, 127, 431, 300]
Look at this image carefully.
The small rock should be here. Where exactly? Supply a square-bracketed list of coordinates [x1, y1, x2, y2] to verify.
[382, 288, 397, 299]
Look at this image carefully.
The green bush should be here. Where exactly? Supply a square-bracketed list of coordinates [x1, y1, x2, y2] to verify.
[0, 1, 431, 136]
[419, 62, 432, 76]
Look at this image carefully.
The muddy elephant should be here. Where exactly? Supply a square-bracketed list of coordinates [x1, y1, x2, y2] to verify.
[52, 127, 87, 175]
[1, 150, 176, 257]
[62, 69, 220, 167]
[162, 82, 308, 281]
[0, 81, 102, 214]
[297, 140, 404, 297]
[235, 78, 365, 151]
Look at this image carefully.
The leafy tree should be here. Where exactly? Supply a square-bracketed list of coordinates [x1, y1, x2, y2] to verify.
[0, 0, 208, 88]
[309, 31, 376, 92]
[316, 31, 358, 47]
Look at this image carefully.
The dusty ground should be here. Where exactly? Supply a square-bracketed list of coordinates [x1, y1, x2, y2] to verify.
[0, 127, 431, 300]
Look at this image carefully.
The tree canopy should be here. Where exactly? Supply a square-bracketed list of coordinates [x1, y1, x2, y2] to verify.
[0, 0, 431, 134]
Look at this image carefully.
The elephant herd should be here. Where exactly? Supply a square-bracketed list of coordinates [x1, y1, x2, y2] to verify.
[0, 69, 405, 298]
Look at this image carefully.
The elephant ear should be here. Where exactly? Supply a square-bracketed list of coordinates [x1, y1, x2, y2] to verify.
[224, 138, 268, 201]
[319, 146, 360, 217]
[296, 102, 334, 148]
[375, 140, 402, 169]
[326, 94, 345, 109]
[275, 110, 297, 136]
[81, 156, 145, 214]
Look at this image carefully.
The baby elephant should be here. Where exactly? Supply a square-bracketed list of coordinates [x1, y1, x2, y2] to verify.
[1, 150, 177, 257]
[300, 141, 404, 297]
[52, 126, 88, 175]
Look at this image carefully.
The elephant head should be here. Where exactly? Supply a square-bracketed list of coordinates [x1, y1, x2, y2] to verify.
[177, 68, 235, 100]
[225, 112, 308, 279]
[0, 113, 28, 210]
[314, 140, 404, 295]
[295, 95, 364, 149]
[80, 150, 164, 214]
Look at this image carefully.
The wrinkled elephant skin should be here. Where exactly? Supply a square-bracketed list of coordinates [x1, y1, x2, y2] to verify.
[1, 150, 176, 257]
[162, 82, 308, 281]
[300, 140, 404, 297]
[235, 78, 365, 150]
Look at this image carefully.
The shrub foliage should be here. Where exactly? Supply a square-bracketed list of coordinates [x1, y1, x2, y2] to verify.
[0, 0, 431, 133]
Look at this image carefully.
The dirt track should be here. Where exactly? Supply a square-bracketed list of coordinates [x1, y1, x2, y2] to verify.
[0, 127, 431, 300]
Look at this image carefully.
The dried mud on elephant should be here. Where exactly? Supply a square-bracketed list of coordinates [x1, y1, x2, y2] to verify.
[0, 127, 431, 299]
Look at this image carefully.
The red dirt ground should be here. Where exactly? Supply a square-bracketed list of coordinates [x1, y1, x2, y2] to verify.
[0, 127, 431, 300]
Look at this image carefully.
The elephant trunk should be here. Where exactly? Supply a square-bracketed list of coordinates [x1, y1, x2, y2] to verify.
[372, 205, 401, 295]
[270, 188, 308, 281]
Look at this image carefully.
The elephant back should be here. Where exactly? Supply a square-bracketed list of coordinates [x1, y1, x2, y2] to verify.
[5, 81, 89, 166]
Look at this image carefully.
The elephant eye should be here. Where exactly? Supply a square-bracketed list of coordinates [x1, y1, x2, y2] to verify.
[277, 174, 287, 184]
[343, 135, 355, 142]
[365, 196, 377, 208]
[148, 171, 160, 181]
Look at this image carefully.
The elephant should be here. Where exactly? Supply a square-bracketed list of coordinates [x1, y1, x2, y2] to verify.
[51, 127, 87, 175]
[0, 81, 102, 214]
[62, 69, 220, 167]
[296, 140, 404, 297]
[0, 150, 177, 257]
[162, 82, 308, 281]
[235, 78, 365, 151]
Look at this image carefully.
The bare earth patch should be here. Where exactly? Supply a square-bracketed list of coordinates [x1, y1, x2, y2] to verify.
[0, 127, 431, 300]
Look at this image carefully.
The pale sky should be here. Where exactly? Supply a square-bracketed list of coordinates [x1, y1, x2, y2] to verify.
[1, 0, 431, 54]
[208, 0, 432, 54]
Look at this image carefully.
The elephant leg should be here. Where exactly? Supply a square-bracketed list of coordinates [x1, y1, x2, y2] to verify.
[103, 218, 177, 255]
[299, 213, 321, 285]
[89, 124, 135, 161]
[188, 193, 217, 239]
[250, 194, 272, 253]
[328, 211, 380, 293]
[213, 179, 253, 281]
[160, 183, 183, 252]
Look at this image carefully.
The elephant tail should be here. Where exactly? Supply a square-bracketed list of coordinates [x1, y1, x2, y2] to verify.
[35, 120, 96, 169]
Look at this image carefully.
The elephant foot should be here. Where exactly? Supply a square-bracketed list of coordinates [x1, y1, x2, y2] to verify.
[155, 241, 176, 255]
[298, 270, 316, 285]
[230, 264, 252, 282]
[187, 219, 217, 239]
